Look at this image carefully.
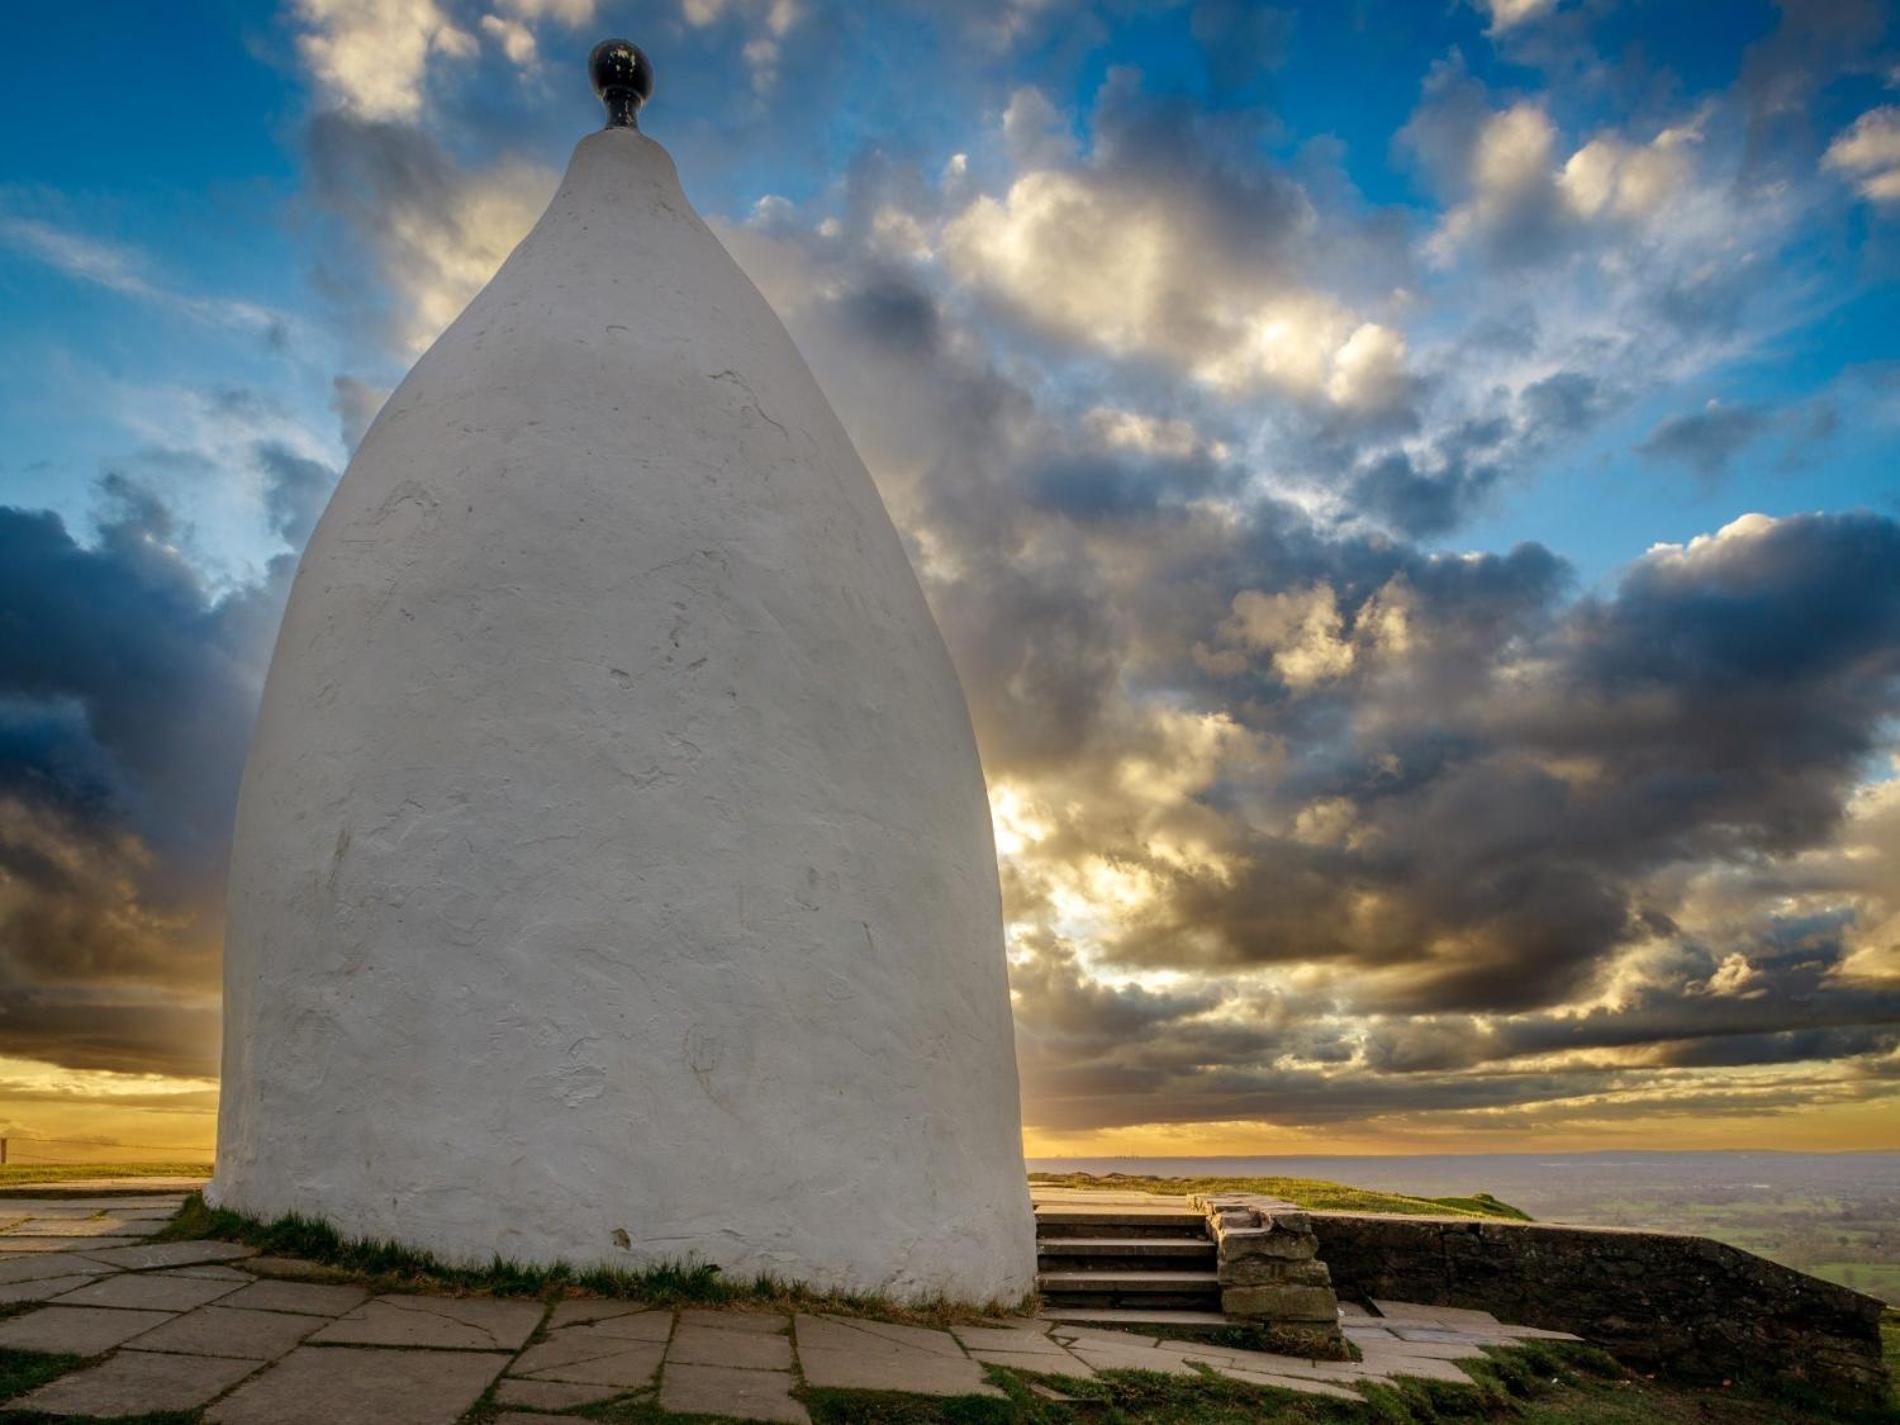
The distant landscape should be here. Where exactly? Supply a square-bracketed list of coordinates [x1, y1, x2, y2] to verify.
[1030, 1151, 1900, 1305]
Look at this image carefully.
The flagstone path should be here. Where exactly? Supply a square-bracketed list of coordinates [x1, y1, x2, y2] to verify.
[0, 1186, 1582, 1421]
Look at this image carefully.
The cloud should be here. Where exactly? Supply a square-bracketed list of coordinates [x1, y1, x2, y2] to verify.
[1638, 400, 1771, 478]
[0, 216, 290, 340]
[294, 0, 478, 120]
[0, 478, 301, 1077]
[1826, 106, 1900, 204]
[305, 114, 555, 355]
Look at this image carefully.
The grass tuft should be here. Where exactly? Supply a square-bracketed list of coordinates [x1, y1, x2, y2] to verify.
[158, 1193, 1018, 1327]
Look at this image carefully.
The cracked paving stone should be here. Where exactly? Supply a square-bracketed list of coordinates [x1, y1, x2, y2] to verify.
[494, 1377, 626, 1409]
[970, 1348, 1096, 1379]
[668, 1323, 794, 1370]
[217, 1279, 370, 1316]
[1219, 1366, 1362, 1399]
[546, 1299, 657, 1330]
[677, 1307, 787, 1334]
[13, 1349, 259, 1415]
[83, 1241, 257, 1271]
[0, 1252, 116, 1285]
[0, 1272, 102, 1304]
[1066, 1345, 1201, 1378]
[0, 1304, 176, 1354]
[207, 1345, 510, 1425]
[815, 1314, 966, 1357]
[954, 1326, 1073, 1355]
[53, 1271, 243, 1311]
[797, 1345, 1004, 1398]
[132, 1305, 328, 1359]
[4, 1216, 147, 1237]
[311, 1293, 542, 1350]
[661, 1363, 809, 1423]
[519, 1341, 666, 1387]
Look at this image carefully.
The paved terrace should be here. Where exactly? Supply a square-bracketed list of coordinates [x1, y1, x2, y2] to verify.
[0, 1187, 1579, 1422]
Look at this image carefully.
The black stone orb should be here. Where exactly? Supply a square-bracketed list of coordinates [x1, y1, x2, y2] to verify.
[589, 39, 653, 129]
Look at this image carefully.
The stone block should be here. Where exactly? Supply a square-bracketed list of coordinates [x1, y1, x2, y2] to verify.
[1219, 1228, 1315, 1264]
[1222, 1283, 1339, 1322]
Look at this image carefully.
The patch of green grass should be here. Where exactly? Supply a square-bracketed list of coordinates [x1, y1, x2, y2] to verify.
[158, 1194, 1016, 1329]
[1029, 1172, 1532, 1220]
[0, 1163, 207, 1189]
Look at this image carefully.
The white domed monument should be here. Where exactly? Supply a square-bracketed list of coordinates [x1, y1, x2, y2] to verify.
[211, 42, 1036, 1304]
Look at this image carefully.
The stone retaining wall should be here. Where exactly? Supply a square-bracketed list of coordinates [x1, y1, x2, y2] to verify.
[1192, 1194, 1343, 1356]
[1308, 1210, 1889, 1405]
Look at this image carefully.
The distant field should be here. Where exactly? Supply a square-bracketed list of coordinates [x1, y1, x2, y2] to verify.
[0, 1163, 209, 1186]
[1812, 1262, 1900, 1298]
[1030, 1170, 1533, 1219]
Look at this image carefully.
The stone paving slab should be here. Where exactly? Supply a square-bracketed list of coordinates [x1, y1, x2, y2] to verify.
[206, 1344, 508, 1425]
[1382, 1337, 1491, 1359]
[164, 1262, 259, 1281]
[955, 1324, 1072, 1354]
[548, 1298, 657, 1330]
[83, 1240, 257, 1270]
[519, 1342, 667, 1387]
[798, 1343, 1004, 1397]
[494, 1414, 582, 1425]
[4, 1216, 147, 1237]
[971, 1348, 1096, 1379]
[818, 1313, 967, 1357]
[494, 1377, 625, 1409]
[218, 1278, 370, 1315]
[0, 1196, 185, 1213]
[513, 1324, 655, 1376]
[1373, 1299, 1500, 1328]
[312, 1293, 543, 1350]
[669, 1321, 794, 1370]
[0, 1272, 102, 1304]
[53, 1270, 242, 1311]
[0, 1250, 115, 1285]
[679, 1306, 787, 1334]
[1220, 1365, 1360, 1399]
[662, 1361, 810, 1423]
[0, 1235, 143, 1253]
[132, 1304, 328, 1359]
[580, 1306, 675, 1340]
[242, 1255, 353, 1280]
[1353, 1351, 1473, 1383]
[0, 1304, 176, 1354]
[11, 1347, 258, 1415]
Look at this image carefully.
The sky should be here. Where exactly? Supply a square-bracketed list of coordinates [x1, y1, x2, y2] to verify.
[1, 0, 1898, 1162]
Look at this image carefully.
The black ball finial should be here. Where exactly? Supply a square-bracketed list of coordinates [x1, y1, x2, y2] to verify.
[589, 39, 653, 129]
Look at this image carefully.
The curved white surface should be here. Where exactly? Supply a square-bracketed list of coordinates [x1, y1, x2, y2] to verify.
[212, 128, 1034, 1303]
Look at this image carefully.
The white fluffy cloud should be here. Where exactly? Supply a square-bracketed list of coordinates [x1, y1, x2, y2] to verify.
[295, 0, 477, 119]
[1825, 106, 1900, 205]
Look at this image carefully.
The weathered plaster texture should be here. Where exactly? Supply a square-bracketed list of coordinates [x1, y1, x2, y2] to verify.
[1192, 1194, 1342, 1357]
[213, 128, 1035, 1304]
[1310, 1211, 1889, 1405]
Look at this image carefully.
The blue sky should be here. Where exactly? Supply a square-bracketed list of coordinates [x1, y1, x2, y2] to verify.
[1, 0, 1898, 1154]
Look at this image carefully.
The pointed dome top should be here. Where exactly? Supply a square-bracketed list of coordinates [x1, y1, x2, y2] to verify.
[589, 39, 654, 129]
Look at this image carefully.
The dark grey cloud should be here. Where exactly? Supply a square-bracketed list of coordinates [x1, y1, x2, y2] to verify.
[1638, 402, 1770, 478]
[0, 476, 295, 1075]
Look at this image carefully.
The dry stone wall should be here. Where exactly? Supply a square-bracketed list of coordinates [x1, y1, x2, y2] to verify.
[1309, 1210, 1889, 1406]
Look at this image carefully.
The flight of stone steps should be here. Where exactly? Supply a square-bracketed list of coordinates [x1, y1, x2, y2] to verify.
[1033, 1198, 1229, 1331]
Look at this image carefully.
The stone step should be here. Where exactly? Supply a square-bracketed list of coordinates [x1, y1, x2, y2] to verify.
[1039, 1306, 1234, 1335]
[1037, 1236, 1216, 1260]
[1039, 1269, 1221, 1291]
[1034, 1209, 1208, 1240]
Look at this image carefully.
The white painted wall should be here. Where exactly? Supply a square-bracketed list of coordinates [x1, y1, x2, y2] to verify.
[212, 128, 1036, 1304]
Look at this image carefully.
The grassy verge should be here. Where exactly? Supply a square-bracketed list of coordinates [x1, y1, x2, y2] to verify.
[0, 1164, 208, 1189]
[1030, 1171, 1532, 1220]
[157, 1194, 1018, 1329]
